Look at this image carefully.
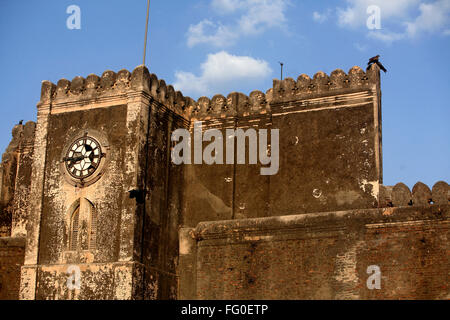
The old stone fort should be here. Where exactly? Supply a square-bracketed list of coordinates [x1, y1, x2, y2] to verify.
[0, 62, 448, 300]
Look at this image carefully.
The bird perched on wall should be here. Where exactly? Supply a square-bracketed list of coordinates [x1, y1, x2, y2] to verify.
[367, 55, 387, 73]
[18, 120, 23, 125]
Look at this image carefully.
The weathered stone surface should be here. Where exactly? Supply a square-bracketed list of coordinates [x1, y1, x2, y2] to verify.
[191, 205, 449, 300]
[40, 80, 56, 103]
[0, 122, 35, 238]
[412, 182, 432, 206]
[0, 237, 25, 300]
[100, 70, 117, 89]
[379, 185, 393, 207]
[432, 181, 449, 205]
[85, 74, 100, 92]
[392, 183, 412, 207]
[56, 79, 71, 99]
[0, 63, 447, 300]
[130, 65, 149, 92]
[70, 76, 85, 95]
[380, 182, 447, 208]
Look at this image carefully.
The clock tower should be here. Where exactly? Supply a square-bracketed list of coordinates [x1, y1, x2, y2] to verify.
[20, 66, 188, 300]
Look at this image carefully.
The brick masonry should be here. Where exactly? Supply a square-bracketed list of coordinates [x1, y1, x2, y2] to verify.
[0, 238, 25, 300]
[183, 205, 449, 299]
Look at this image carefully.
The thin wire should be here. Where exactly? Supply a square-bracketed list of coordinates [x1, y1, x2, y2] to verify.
[143, 0, 150, 66]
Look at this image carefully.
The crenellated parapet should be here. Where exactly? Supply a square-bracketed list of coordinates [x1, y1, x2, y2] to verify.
[39, 66, 275, 122]
[272, 64, 380, 104]
[38, 66, 192, 120]
[379, 181, 449, 208]
[40, 63, 381, 122]
[190, 90, 271, 121]
[187, 65, 379, 119]
[187, 63, 380, 120]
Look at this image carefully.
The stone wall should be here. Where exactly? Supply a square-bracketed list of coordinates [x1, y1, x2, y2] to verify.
[0, 237, 25, 300]
[18, 66, 187, 300]
[141, 97, 187, 300]
[26, 262, 143, 300]
[180, 197, 449, 299]
[0, 122, 35, 237]
[0, 122, 34, 299]
[182, 64, 383, 227]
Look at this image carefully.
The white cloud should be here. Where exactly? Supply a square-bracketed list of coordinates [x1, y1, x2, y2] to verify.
[187, 0, 289, 48]
[187, 19, 237, 47]
[313, 11, 329, 23]
[211, 0, 243, 13]
[173, 51, 272, 97]
[238, 0, 288, 35]
[405, 0, 450, 37]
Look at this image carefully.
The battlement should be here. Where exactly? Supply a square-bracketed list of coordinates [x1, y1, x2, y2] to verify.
[379, 181, 449, 208]
[39, 63, 381, 121]
[273, 64, 380, 103]
[183, 64, 381, 120]
[39, 66, 192, 118]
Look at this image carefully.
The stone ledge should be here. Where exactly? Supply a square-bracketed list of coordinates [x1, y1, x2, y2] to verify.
[193, 204, 449, 242]
[0, 237, 26, 248]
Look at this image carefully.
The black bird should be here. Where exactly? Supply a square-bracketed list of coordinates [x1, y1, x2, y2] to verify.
[367, 55, 387, 73]
[18, 120, 23, 125]
[368, 55, 380, 64]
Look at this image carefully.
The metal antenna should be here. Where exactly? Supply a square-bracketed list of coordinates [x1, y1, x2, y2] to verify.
[279, 61, 284, 80]
[143, 0, 150, 66]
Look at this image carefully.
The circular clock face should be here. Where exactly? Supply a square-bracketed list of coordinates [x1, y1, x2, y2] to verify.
[64, 136, 103, 180]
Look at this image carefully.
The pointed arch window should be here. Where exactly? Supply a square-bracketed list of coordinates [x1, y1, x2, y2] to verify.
[67, 198, 96, 251]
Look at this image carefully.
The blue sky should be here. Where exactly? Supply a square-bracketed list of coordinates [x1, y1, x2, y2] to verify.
[0, 0, 449, 188]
